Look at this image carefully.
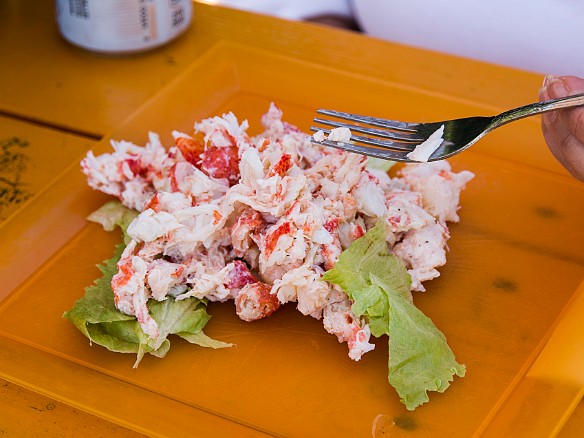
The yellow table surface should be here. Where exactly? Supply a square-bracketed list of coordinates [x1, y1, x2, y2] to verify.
[0, 1, 583, 436]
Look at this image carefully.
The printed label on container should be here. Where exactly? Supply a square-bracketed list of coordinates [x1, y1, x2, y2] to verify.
[55, 0, 193, 54]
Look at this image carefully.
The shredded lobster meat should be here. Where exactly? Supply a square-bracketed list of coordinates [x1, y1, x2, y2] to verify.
[81, 103, 474, 361]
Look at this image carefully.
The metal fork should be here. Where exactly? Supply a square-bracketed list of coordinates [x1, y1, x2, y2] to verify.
[310, 93, 584, 162]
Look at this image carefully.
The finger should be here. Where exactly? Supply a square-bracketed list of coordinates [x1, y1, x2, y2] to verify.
[540, 75, 584, 181]
[539, 74, 558, 127]
[556, 104, 584, 145]
[541, 105, 569, 162]
[542, 115, 584, 181]
[542, 122, 584, 181]
[558, 75, 584, 94]
[556, 132, 584, 181]
[547, 75, 584, 151]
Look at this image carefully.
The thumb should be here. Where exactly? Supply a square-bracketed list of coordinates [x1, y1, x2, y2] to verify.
[541, 75, 584, 145]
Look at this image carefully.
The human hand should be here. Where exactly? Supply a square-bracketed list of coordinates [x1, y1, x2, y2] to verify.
[539, 75, 584, 182]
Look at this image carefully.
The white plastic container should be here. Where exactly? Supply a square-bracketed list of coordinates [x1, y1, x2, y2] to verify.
[55, 0, 193, 55]
[352, 0, 584, 77]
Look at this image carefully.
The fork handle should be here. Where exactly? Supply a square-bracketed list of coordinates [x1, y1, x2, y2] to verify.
[493, 93, 584, 128]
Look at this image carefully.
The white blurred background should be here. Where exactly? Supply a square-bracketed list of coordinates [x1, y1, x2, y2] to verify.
[202, 0, 584, 78]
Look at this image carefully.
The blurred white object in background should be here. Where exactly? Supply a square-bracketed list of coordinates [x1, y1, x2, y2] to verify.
[352, 0, 584, 77]
[209, 0, 583, 77]
[55, 0, 193, 54]
[202, 0, 352, 21]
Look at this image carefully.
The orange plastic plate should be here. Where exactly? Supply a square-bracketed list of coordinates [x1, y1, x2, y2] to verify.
[0, 116, 94, 221]
[1, 42, 584, 437]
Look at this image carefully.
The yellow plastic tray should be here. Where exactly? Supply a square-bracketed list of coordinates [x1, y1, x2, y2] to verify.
[1, 42, 584, 437]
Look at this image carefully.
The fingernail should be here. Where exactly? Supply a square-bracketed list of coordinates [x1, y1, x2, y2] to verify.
[539, 74, 555, 100]
[545, 74, 569, 99]
[543, 74, 556, 87]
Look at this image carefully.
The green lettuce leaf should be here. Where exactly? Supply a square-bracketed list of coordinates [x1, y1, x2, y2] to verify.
[366, 156, 396, 173]
[63, 203, 231, 367]
[323, 220, 465, 410]
[86, 200, 139, 243]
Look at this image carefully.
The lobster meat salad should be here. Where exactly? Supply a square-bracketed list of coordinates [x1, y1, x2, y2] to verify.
[65, 103, 473, 410]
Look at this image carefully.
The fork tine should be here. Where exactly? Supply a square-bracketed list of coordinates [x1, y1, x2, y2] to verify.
[316, 109, 420, 132]
[313, 117, 425, 142]
[311, 138, 413, 163]
[310, 126, 417, 152]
